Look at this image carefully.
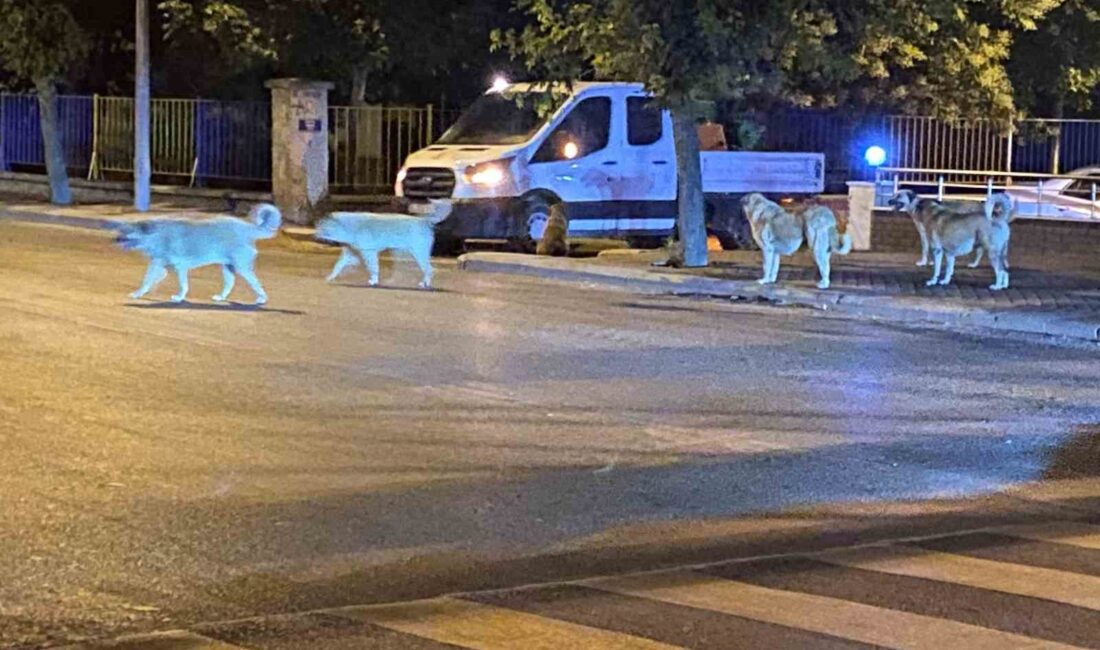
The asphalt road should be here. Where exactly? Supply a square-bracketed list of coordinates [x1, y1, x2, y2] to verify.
[1, 221, 1097, 648]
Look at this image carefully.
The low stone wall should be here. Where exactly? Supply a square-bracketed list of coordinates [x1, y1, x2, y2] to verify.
[872, 209, 1100, 267]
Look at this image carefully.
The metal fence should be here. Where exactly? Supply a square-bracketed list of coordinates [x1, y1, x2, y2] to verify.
[1, 93, 271, 186]
[754, 112, 1100, 191]
[329, 104, 459, 194]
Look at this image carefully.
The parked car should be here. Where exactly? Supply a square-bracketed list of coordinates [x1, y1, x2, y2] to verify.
[1006, 166, 1100, 220]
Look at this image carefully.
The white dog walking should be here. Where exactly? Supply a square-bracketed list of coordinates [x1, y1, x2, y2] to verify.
[315, 199, 452, 288]
[111, 203, 281, 304]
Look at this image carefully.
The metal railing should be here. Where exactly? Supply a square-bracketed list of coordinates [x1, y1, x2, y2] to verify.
[874, 167, 1099, 220]
[0, 94, 94, 171]
[88, 95, 270, 184]
[884, 116, 1100, 178]
[329, 104, 460, 194]
[2, 92, 270, 186]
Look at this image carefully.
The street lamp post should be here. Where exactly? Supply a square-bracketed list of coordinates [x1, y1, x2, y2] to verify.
[134, 0, 151, 211]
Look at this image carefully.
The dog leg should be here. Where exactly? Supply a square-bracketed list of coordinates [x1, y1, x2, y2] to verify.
[363, 250, 380, 286]
[968, 246, 984, 268]
[212, 265, 236, 302]
[916, 224, 930, 266]
[235, 262, 267, 305]
[769, 251, 782, 283]
[130, 261, 167, 299]
[990, 250, 1009, 290]
[926, 248, 943, 286]
[757, 249, 773, 284]
[326, 247, 359, 282]
[170, 267, 190, 303]
[813, 238, 831, 289]
[938, 255, 957, 286]
[411, 243, 434, 289]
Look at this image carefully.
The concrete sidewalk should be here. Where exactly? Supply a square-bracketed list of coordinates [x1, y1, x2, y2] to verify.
[0, 199, 219, 230]
[458, 248, 1100, 342]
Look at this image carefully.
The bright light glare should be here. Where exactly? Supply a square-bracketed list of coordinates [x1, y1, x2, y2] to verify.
[864, 145, 887, 167]
[490, 76, 509, 93]
[395, 167, 408, 183]
[562, 141, 579, 159]
[469, 165, 505, 186]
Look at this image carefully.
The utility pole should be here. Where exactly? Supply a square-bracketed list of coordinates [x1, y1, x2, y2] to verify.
[134, 0, 151, 211]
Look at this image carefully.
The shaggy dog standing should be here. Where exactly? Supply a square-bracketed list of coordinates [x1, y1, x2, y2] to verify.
[926, 193, 1011, 290]
[741, 193, 851, 288]
[889, 190, 984, 268]
[111, 203, 281, 304]
[801, 204, 853, 289]
[315, 199, 452, 288]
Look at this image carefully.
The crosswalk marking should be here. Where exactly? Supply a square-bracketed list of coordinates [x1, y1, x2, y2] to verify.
[817, 544, 1100, 611]
[584, 570, 1082, 650]
[334, 596, 684, 649]
[995, 521, 1100, 550]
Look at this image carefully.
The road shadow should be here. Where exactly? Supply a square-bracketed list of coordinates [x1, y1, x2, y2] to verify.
[333, 283, 453, 293]
[125, 301, 305, 315]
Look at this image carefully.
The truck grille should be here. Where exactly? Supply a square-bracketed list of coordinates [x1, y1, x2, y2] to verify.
[402, 168, 455, 199]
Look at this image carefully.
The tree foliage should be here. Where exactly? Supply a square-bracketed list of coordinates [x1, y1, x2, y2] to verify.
[1009, 0, 1100, 117]
[158, 0, 388, 100]
[494, 0, 1068, 124]
[0, 0, 91, 84]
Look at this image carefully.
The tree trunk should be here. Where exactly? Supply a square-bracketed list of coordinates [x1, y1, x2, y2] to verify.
[134, 0, 152, 211]
[671, 110, 708, 267]
[34, 77, 72, 205]
[351, 67, 368, 106]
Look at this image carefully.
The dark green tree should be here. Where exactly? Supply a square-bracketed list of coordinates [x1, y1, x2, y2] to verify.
[0, 0, 91, 204]
[494, 0, 1062, 266]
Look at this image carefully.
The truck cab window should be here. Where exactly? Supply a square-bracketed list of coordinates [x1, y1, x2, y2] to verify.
[532, 97, 611, 163]
[627, 97, 663, 145]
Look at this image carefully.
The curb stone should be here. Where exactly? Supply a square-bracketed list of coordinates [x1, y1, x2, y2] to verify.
[457, 252, 1100, 342]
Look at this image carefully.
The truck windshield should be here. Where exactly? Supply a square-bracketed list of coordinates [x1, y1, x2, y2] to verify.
[436, 92, 561, 145]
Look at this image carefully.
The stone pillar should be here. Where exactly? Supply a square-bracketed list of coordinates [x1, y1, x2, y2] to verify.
[845, 181, 875, 251]
[265, 78, 334, 225]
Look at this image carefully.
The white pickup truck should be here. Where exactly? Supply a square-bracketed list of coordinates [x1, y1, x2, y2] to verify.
[395, 81, 824, 250]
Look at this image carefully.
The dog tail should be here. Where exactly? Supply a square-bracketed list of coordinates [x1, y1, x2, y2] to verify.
[831, 227, 853, 255]
[424, 199, 454, 225]
[984, 193, 1014, 223]
[249, 203, 282, 238]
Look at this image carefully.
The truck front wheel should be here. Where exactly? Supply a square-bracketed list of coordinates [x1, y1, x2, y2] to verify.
[509, 195, 554, 253]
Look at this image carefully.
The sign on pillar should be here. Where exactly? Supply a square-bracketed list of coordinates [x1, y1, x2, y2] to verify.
[265, 78, 334, 225]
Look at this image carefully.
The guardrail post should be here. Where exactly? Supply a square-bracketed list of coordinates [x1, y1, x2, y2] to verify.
[937, 175, 944, 200]
[0, 93, 7, 172]
[265, 78, 334, 225]
[986, 177, 993, 198]
[1091, 183, 1096, 219]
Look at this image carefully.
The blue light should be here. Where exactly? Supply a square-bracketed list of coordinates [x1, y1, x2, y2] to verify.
[864, 145, 887, 167]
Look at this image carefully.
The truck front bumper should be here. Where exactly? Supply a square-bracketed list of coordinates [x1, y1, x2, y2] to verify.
[405, 198, 518, 239]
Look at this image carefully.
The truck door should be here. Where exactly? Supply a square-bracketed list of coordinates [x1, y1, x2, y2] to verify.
[526, 96, 618, 233]
[612, 97, 677, 234]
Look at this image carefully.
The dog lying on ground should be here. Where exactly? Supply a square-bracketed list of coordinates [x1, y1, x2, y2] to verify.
[741, 193, 852, 289]
[315, 199, 452, 288]
[889, 189, 985, 268]
[925, 192, 1012, 290]
[111, 203, 281, 304]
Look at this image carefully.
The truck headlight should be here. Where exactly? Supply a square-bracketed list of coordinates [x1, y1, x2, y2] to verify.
[463, 159, 512, 187]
